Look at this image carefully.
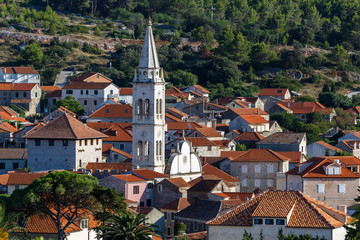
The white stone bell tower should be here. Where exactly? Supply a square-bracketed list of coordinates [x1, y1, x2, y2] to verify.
[131, 18, 166, 173]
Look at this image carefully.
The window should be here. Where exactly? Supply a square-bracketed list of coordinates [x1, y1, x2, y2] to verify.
[53, 99, 56, 104]
[79, 140, 82, 146]
[194, 221, 198, 230]
[289, 181, 293, 190]
[171, 212, 175, 220]
[147, 183, 153, 189]
[158, 185, 162, 192]
[84, 100, 87, 105]
[15, 185, 19, 190]
[94, 90, 98, 95]
[15, 92, 19, 98]
[147, 199, 152, 206]
[133, 185, 139, 194]
[35, 92, 38, 98]
[267, 179, 273, 187]
[317, 184, 325, 193]
[164, 211, 167, 220]
[265, 219, 274, 225]
[80, 219, 89, 229]
[138, 141, 143, 157]
[13, 162, 18, 170]
[242, 179, 247, 187]
[145, 99, 150, 115]
[276, 219, 285, 225]
[81, 90, 83, 94]
[255, 165, 261, 173]
[145, 141, 150, 156]
[90, 139, 93, 145]
[114, 154, 118, 160]
[96, 139, 99, 145]
[86, 90, 89, 95]
[296, 181, 300, 190]
[167, 227, 171, 236]
[85, 140, 87, 146]
[110, 90, 113, 94]
[338, 184, 346, 193]
[35, 139, 41, 146]
[23, 92, 26, 98]
[253, 219, 263, 225]
[120, 144, 124, 150]
[207, 146, 212, 151]
[66, 90, 73, 94]
[94, 100, 97, 105]
[242, 165, 247, 173]
[255, 179, 260, 187]
[63, 140, 68, 146]
[0, 163, 5, 169]
[48, 139, 54, 146]
[334, 167, 340, 174]
[267, 165, 273, 173]
[138, 99, 143, 115]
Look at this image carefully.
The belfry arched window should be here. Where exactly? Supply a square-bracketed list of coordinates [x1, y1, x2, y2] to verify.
[145, 141, 150, 156]
[137, 141, 143, 158]
[159, 100, 162, 114]
[137, 99, 143, 115]
[145, 99, 150, 116]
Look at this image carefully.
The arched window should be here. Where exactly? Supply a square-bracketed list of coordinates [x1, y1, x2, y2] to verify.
[137, 141, 143, 158]
[145, 141, 150, 156]
[155, 141, 159, 156]
[159, 141, 162, 156]
[138, 99, 143, 115]
[145, 99, 150, 116]
[156, 100, 159, 115]
[159, 100, 162, 114]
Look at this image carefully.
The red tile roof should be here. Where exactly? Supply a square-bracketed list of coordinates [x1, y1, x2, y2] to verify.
[202, 164, 239, 183]
[12, 83, 37, 91]
[232, 149, 290, 162]
[111, 148, 132, 159]
[258, 88, 288, 97]
[113, 174, 146, 182]
[220, 151, 246, 159]
[1, 67, 38, 74]
[119, 87, 132, 95]
[193, 127, 223, 138]
[160, 197, 193, 211]
[193, 85, 210, 93]
[0, 83, 13, 90]
[166, 122, 205, 130]
[315, 141, 342, 152]
[165, 113, 182, 122]
[175, 231, 207, 240]
[184, 137, 217, 147]
[239, 115, 269, 124]
[132, 169, 168, 180]
[0, 174, 9, 185]
[45, 89, 62, 98]
[24, 114, 107, 140]
[230, 108, 268, 116]
[88, 104, 132, 118]
[86, 122, 132, 131]
[7, 172, 46, 185]
[167, 108, 189, 117]
[276, 151, 303, 163]
[166, 87, 183, 95]
[278, 102, 325, 109]
[40, 86, 61, 92]
[166, 177, 191, 188]
[207, 191, 348, 228]
[234, 132, 265, 141]
[101, 125, 132, 142]
[287, 157, 360, 178]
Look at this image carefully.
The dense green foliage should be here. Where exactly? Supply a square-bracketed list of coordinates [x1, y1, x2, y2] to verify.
[56, 95, 84, 115]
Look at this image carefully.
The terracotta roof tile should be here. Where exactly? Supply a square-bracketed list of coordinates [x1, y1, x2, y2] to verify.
[0, 148, 26, 159]
[315, 141, 342, 152]
[166, 177, 191, 188]
[234, 132, 265, 141]
[167, 108, 189, 117]
[220, 151, 246, 158]
[160, 197, 193, 211]
[257, 132, 305, 144]
[183, 137, 217, 147]
[12, 83, 37, 91]
[175, 231, 207, 240]
[45, 90, 61, 98]
[165, 113, 182, 122]
[24, 114, 107, 140]
[88, 104, 132, 118]
[230, 108, 268, 116]
[86, 162, 132, 172]
[63, 81, 112, 89]
[193, 127, 222, 138]
[258, 88, 288, 97]
[202, 163, 239, 183]
[7, 172, 46, 185]
[40, 86, 61, 92]
[232, 149, 290, 162]
[10, 99, 32, 104]
[86, 122, 132, 131]
[113, 174, 146, 182]
[166, 87, 183, 95]
[166, 122, 205, 130]
[0, 83, 13, 90]
[193, 85, 210, 93]
[0, 174, 9, 185]
[101, 125, 132, 142]
[239, 115, 268, 124]
[132, 169, 168, 180]
[207, 191, 347, 228]
[1, 67, 38, 74]
[119, 87, 132, 95]
[276, 151, 303, 163]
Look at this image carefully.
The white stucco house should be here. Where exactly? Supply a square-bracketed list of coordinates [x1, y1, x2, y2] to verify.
[307, 141, 343, 158]
[24, 113, 107, 171]
[0, 67, 40, 84]
[229, 114, 269, 132]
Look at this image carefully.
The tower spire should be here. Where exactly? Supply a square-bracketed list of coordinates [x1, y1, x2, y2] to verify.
[138, 15, 159, 70]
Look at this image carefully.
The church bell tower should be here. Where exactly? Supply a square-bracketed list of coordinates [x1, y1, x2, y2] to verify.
[131, 18, 166, 173]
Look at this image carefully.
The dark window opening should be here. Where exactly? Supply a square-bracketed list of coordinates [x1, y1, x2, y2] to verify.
[35, 139, 41, 146]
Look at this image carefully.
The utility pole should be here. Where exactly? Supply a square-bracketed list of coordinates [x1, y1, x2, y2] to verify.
[210, 5, 216, 21]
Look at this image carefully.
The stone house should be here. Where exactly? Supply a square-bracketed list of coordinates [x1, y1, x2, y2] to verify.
[44, 88, 62, 111]
[0, 148, 27, 174]
[286, 157, 360, 213]
[206, 191, 351, 240]
[307, 141, 343, 158]
[166, 108, 189, 121]
[230, 149, 291, 191]
[62, 81, 119, 115]
[24, 113, 107, 171]
[102, 144, 132, 163]
[183, 85, 210, 98]
[154, 177, 190, 208]
[4, 172, 46, 195]
[202, 163, 241, 191]
[87, 103, 132, 123]
[99, 174, 149, 206]
[182, 102, 227, 119]
[118, 87, 133, 104]
[43, 106, 76, 123]
[222, 108, 269, 122]
[0, 67, 40, 84]
[256, 132, 307, 156]
[160, 198, 193, 239]
[99, 124, 133, 154]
